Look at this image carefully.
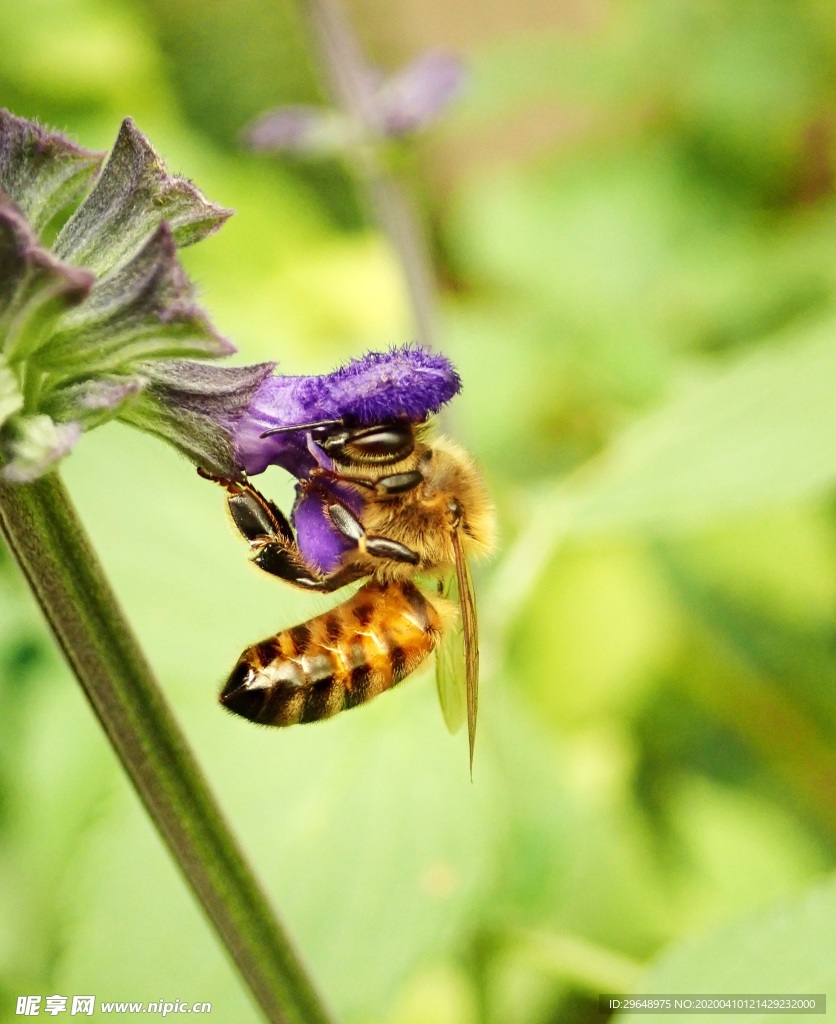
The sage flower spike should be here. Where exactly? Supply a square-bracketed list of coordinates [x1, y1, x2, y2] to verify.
[0, 110, 262, 482]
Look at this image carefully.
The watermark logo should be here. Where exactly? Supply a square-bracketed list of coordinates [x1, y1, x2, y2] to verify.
[15, 996, 209, 1016]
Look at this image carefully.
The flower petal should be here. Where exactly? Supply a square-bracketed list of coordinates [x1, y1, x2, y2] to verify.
[292, 486, 358, 574]
[245, 107, 360, 156]
[235, 345, 461, 477]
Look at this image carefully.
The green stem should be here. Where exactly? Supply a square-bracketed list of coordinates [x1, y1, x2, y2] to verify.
[0, 473, 338, 1024]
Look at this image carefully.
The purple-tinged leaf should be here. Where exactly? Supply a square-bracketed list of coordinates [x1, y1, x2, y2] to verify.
[44, 222, 233, 372]
[54, 119, 232, 276]
[0, 109, 103, 235]
[0, 193, 94, 363]
[120, 359, 276, 479]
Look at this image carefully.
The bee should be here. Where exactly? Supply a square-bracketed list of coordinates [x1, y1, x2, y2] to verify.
[209, 416, 495, 767]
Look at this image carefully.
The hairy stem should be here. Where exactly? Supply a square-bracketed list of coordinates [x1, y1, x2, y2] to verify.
[300, 0, 441, 352]
[0, 473, 337, 1024]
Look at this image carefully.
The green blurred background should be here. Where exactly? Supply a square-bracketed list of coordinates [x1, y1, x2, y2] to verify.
[1, 0, 836, 1021]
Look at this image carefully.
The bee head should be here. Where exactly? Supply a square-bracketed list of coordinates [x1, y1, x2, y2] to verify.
[427, 440, 496, 558]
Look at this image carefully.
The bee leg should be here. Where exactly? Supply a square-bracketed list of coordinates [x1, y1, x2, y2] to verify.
[313, 467, 424, 497]
[327, 503, 420, 565]
[228, 487, 295, 547]
[200, 470, 341, 591]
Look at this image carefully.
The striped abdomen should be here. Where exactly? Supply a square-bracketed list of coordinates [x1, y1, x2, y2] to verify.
[220, 580, 445, 726]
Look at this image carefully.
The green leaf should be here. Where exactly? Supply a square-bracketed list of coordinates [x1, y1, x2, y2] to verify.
[552, 321, 836, 537]
[625, 875, 836, 1023]
[54, 118, 232, 276]
[42, 375, 146, 430]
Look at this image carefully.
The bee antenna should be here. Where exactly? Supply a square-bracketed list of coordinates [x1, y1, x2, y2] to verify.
[259, 418, 343, 439]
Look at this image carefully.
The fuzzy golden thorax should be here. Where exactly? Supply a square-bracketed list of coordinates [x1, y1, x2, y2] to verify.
[341, 434, 496, 582]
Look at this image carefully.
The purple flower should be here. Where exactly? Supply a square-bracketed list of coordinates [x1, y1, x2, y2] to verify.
[233, 345, 460, 477]
[292, 480, 363, 573]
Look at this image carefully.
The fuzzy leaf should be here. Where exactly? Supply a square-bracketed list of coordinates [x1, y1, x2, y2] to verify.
[42, 223, 233, 373]
[0, 413, 81, 482]
[0, 109, 103, 235]
[42, 375, 146, 430]
[0, 194, 94, 362]
[119, 359, 275, 479]
[54, 119, 232, 276]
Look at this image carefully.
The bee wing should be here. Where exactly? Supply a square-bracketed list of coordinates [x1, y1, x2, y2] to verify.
[452, 522, 480, 773]
[434, 571, 467, 736]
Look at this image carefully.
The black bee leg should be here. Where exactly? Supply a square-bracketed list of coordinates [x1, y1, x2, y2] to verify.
[227, 486, 295, 547]
[327, 503, 420, 565]
[313, 466, 424, 497]
[250, 543, 330, 589]
[200, 471, 339, 591]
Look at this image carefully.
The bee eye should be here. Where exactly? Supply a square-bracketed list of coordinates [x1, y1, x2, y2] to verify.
[321, 421, 415, 464]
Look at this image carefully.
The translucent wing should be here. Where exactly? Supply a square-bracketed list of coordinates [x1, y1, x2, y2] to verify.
[434, 571, 467, 735]
[452, 524, 480, 773]
[434, 524, 480, 770]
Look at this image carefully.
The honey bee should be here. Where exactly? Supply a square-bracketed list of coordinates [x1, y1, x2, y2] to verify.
[209, 417, 496, 767]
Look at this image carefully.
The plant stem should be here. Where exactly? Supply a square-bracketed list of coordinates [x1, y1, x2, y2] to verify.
[300, 0, 441, 352]
[0, 473, 338, 1024]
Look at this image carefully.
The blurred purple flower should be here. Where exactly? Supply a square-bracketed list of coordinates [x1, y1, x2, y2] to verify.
[375, 52, 465, 137]
[245, 50, 465, 156]
[232, 344, 460, 477]
[246, 107, 360, 156]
